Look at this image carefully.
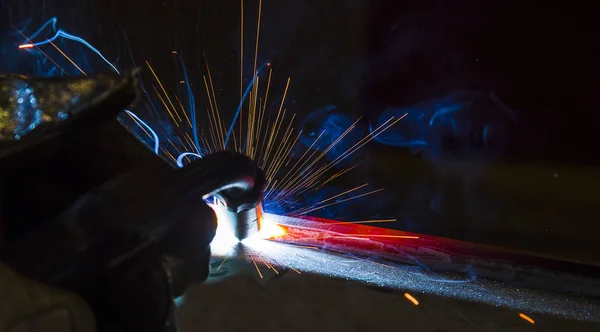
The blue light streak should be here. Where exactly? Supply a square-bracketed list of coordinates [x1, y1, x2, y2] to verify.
[176, 55, 201, 152]
[18, 18, 199, 164]
[21, 18, 120, 74]
[176, 152, 202, 168]
[17, 20, 272, 170]
[24, 17, 58, 41]
[223, 61, 270, 149]
[124, 110, 160, 155]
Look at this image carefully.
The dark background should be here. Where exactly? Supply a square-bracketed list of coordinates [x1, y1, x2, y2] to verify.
[2, 0, 599, 263]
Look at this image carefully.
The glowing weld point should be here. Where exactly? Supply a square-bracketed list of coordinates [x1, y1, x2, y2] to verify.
[519, 313, 535, 324]
[259, 219, 286, 239]
[171, 51, 178, 54]
[210, 204, 239, 257]
[404, 293, 419, 306]
[179, 80, 185, 84]
[19, 44, 34, 49]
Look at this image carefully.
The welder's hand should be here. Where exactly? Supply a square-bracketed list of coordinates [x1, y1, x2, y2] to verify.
[0, 70, 144, 241]
[1, 70, 218, 332]
[0, 264, 96, 332]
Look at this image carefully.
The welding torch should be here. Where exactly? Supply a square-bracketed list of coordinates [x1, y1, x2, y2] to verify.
[0, 71, 265, 331]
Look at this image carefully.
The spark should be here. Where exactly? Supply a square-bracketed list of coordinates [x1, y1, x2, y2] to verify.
[18, 7, 409, 279]
[17, 10, 600, 327]
[329, 234, 419, 240]
[215, 258, 228, 273]
[49, 41, 86, 75]
[16, 18, 157, 157]
[295, 188, 387, 216]
[326, 219, 397, 225]
[146, 61, 183, 125]
[519, 313, 535, 324]
[251, 256, 264, 279]
[404, 293, 419, 306]
[223, 61, 271, 149]
[18, 0, 406, 287]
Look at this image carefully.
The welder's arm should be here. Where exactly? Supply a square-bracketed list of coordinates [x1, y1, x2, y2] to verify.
[0, 71, 215, 332]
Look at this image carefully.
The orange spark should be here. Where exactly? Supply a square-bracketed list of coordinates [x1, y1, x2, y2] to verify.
[519, 313, 535, 324]
[251, 257, 264, 279]
[215, 258, 228, 273]
[342, 234, 419, 240]
[19, 44, 34, 49]
[404, 293, 419, 306]
[328, 219, 397, 225]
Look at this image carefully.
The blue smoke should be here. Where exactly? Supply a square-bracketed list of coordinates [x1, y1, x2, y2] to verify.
[19, 18, 119, 74]
[266, 184, 350, 219]
[297, 105, 366, 166]
[2, 17, 184, 161]
[2, 17, 118, 77]
[4, 15, 386, 221]
[371, 91, 516, 163]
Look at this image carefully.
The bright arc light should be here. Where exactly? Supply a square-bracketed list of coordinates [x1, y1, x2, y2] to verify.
[209, 202, 239, 257]
[259, 215, 286, 239]
[208, 202, 286, 257]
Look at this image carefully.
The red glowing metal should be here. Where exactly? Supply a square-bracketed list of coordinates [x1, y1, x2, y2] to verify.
[271, 214, 600, 284]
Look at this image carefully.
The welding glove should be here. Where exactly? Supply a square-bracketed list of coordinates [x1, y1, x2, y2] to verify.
[0, 263, 96, 332]
[0, 71, 217, 332]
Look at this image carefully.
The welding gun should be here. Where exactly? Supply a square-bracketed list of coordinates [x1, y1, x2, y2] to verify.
[0, 71, 264, 331]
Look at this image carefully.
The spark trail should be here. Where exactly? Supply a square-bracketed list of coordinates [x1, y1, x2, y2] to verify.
[13, 4, 407, 266]
[11, 4, 599, 326]
[13, 9, 412, 288]
[17, 8, 402, 217]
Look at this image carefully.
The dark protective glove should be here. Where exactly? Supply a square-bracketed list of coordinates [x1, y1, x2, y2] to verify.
[0, 263, 96, 332]
[0, 71, 218, 332]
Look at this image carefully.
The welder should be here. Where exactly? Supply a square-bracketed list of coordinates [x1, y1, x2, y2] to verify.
[0, 70, 264, 331]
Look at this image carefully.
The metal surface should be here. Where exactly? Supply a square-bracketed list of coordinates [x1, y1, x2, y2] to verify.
[180, 271, 600, 332]
[273, 213, 600, 298]
[206, 212, 600, 323]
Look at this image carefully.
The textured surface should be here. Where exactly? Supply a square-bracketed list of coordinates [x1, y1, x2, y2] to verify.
[0, 73, 132, 141]
[178, 269, 600, 332]
[0, 264, 96, 332]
